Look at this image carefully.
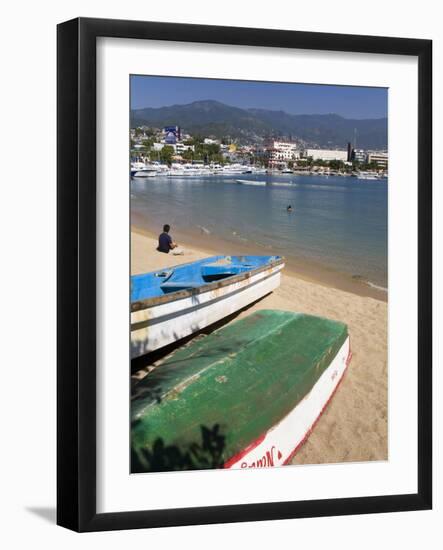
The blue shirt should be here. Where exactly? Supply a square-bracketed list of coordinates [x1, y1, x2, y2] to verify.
[158, 232, 172, 253]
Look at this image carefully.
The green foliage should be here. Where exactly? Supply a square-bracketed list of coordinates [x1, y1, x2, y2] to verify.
[352, 160, 380, 171]
[189, 134, 205, 145]
[328, 159, 346, 171]
[313, 158, 328, 167]
[153, 145, 174, 166]
[131, 424, 226, 473]
[142, 138, 155, 148]
[185, 142, 222, 163]
[181, 149, 194, 161]
[143, 127, 156, 137]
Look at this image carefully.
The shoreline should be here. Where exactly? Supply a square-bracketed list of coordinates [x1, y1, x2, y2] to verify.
[131, 222, 387, 303]
[130, 227, 388, 465]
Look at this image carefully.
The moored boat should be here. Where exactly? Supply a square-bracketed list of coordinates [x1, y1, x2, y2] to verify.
[131, 310, 351, 472]
[221, 164, 251, 175]
[131, 255, 284, 358]
[356, 171, 379, 180]
[130, 161, 158, 178]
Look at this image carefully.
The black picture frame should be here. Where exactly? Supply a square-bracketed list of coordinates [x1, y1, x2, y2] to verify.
[57, 17, 432, 532]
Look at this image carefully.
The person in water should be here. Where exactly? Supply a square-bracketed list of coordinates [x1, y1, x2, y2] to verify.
[157, 224, 179, 254]
[287, 205, 293, 212]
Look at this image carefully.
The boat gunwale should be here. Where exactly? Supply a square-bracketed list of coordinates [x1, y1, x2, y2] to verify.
[131, 256, 285, 311]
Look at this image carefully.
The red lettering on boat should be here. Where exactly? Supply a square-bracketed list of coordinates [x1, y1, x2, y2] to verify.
[239, 446, 281, 468]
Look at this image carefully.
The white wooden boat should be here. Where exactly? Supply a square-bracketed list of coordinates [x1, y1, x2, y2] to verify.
[131, 255, 284, 358]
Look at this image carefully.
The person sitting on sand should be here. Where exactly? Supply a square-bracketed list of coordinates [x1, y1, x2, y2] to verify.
[157, 224, 183, 255]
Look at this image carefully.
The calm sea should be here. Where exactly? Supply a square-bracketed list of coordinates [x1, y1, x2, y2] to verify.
[131, 173, 388, 289]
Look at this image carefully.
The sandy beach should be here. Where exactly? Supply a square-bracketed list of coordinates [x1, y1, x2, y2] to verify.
[131, 227, 388, 465]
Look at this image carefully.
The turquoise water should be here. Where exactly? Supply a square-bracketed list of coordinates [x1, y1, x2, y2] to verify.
[131, 173, 388, 289]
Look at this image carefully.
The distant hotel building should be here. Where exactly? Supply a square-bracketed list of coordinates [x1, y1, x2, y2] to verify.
[367, 151, 388, 169]
[264, 139, 299, 166]
[304, 149, 348, 162]
[352, 149, 367, 163]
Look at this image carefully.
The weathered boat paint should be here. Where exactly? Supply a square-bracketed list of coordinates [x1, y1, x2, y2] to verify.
[131, 310, 351, 473]
[131, 255, 284, 358]
[224, 337, 351, 468]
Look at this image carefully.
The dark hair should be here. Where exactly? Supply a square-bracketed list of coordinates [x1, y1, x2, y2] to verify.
[163, 224, 170, 232]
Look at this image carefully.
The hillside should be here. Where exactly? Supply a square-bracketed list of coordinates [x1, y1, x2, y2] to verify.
[131, 100, 387, 149]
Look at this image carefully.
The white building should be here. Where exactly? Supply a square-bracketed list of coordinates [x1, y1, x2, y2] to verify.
[175, 143, 195, 154]
[265, 140, 299, 164]
[153, 142, 194, 154]
[367, 151, 388, 168]
[352, 149, 367, 163]
[304, 149, 348, 162]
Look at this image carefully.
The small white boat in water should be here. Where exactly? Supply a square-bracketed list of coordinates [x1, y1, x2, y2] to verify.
[131, 255, 284, 358]
[357, 171, 379, 180]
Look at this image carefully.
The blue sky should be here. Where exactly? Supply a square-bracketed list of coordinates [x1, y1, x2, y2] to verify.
[131, 75, 387, 119]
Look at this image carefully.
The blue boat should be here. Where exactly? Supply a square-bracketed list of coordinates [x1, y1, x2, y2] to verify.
[131, 255, 285, 358]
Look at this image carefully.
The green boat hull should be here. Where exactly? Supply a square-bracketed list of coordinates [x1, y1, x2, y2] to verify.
[131, 310, 350, 472]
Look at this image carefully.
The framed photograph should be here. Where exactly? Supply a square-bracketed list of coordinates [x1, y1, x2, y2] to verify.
[57, 17, 432, 532]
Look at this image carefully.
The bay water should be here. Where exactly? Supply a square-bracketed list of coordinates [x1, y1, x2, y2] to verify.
[131, 173, 388, 290]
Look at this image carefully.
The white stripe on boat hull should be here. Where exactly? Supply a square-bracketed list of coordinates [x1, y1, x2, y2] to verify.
[131, 264, 283, 358]
[224, 337, 350, 468]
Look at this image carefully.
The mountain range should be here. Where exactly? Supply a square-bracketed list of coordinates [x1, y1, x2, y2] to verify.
[131, 100, 387, 149]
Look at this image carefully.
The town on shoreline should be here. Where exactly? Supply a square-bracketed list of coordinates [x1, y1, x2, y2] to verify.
[130, 124, 388, 179]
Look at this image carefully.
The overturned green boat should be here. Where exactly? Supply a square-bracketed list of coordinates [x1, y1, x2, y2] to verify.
[131, 310, 351, 472]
